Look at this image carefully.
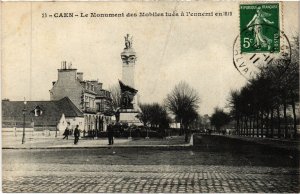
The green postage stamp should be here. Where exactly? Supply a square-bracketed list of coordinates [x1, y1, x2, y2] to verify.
[240, 3, 280, 53]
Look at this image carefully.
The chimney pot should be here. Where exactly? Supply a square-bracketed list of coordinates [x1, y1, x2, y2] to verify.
[77, 72, 83, 81]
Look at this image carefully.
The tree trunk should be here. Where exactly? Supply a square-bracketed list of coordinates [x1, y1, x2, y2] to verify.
[236, 115, 240, 135]
[256, 112, 259, 137]
[270, 108, 274, 138]
[252, 115, 255, 137]
[291, 96, 297, 139]
[277, 106, 281, 138]
[184, 126, 189, 143]
[265, 110, 270, 138]
[283, 100, 288, 139]
[240, 116, 243, 136]
[249, 117, 252, 137]
[245, 117, 248, 136]
[180, 119, 183, 136]
[243, 116, 246, 136]
[260, 111, 264, 138]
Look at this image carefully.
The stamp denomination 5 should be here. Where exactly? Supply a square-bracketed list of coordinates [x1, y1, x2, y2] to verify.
[233, 3, 291, 80]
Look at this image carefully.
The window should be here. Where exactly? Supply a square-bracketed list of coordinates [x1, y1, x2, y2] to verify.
[96, 103, 101, 112]
[99, 99, 104, 112]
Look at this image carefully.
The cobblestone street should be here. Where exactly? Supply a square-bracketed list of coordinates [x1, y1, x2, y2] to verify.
[2, 164, 299, 193]
[2, 135, 300, 192]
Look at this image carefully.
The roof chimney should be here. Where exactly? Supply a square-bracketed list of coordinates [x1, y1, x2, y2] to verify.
[61, 61, 67, 69]
[77, 72, 83, 81]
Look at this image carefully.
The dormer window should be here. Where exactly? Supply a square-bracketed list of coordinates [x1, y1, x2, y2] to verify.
[31, 105, 43, 117]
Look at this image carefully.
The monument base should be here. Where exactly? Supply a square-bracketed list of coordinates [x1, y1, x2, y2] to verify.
[119, 109, 142, 126]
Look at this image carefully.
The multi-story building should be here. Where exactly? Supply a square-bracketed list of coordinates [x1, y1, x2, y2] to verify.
[50, 61, 113, 134]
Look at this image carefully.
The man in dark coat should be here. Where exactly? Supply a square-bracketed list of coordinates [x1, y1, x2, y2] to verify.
[107, 124, 114, 145]
[62, 127, 70, 140]
[74, 125, 80, 145]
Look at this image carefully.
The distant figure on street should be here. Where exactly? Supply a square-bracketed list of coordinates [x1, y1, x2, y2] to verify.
[74, 125, 80, 145]
[107, 124, 114, 145]
[62, 127, 70, 140]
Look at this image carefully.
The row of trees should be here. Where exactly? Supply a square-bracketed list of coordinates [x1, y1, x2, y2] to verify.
[228, 36, 299, 139]
[108, 81, 201, 142]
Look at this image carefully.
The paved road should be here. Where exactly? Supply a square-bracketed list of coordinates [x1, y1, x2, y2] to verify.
[2, 136, 300, 193]
[3, 163, 299, 193]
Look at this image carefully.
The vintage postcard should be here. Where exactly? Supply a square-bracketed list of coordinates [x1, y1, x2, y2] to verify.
[1, 1, 299, 193]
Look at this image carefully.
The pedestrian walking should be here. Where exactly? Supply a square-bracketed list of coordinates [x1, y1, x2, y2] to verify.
[74, 125, 80, 145]
[62, 127, 70, 140]
[107, 124, 114, 145]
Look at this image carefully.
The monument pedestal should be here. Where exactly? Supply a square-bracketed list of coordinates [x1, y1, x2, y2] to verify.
[119, 109, 142, 126]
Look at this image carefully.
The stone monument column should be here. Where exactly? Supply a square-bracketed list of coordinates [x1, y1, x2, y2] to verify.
[121, 34, 138, 110]
[118, 34, 141, 126]
[121, 34, 136, 88]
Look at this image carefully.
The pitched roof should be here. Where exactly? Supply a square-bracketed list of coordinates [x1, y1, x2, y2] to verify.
[55, 97, 83, 117]
[2, 100, 61, 127]
[2, 97, 83, 127]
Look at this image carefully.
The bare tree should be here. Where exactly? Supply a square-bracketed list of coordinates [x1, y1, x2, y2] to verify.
[138, 103, 170, 129]
[137, 103, 152, 127]
[108, 84, 121, 111]
[164, 81, 200, 142]
[108, 84, 122, 122]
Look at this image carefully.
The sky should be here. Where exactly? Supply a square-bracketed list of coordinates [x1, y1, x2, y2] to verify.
[1, 1, 299, 115]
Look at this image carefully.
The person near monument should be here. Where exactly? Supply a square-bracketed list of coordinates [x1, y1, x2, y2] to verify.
[107, 124, 114, 145]
[74, 125, 80, 145]
[62, 127, 70, 140]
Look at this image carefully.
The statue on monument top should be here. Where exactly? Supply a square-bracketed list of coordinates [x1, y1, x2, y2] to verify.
[121, 34, 136, 64]
[124, 34, 133, 49]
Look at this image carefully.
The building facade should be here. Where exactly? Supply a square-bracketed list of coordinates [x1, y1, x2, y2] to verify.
[50, 61, 113, 134]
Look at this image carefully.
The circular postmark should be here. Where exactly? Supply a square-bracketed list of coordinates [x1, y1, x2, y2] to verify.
[233, 24, 291, 80]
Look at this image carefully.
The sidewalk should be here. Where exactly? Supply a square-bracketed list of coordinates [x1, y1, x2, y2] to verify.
[199, 134, 300, 152]
[227, 135, 300, 151]
[2, 135, 193, 149]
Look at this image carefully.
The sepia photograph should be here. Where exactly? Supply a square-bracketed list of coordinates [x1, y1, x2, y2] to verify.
[1, 1, 299, 193]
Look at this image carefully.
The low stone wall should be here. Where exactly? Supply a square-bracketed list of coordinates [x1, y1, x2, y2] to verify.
[2, 128, 62, 138]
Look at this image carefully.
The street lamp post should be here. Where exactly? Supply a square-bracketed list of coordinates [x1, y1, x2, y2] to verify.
[55, 121, 58, 138]
[145, 127, 149, 139]
[22, 99, 27, 144]
[128, 127, 132, 139]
